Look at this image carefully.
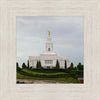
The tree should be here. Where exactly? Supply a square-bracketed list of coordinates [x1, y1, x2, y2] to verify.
[16, 62, 21, 71]
[27, 60, 29, 68]
[70, 62, 74, 69]
[65, 60, 67, 69]
[38, 60, 42, 68]
[30, 67, 32, 70]
[22, 63, 27, 69]
[77, 62, 83, 71]
[16, 62, 19, 68]
[36, 60, 42, 69]
[74, 66, 77, 70]
[36, 61, 39, 69]
[68, 62, 74, 70]
[56, 60, 60, 69]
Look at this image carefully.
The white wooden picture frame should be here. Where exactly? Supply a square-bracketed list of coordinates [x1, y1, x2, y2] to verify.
[0, 0, 100, 100]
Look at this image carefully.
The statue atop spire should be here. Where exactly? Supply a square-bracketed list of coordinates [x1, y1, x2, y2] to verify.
[48, 31, 50, 37]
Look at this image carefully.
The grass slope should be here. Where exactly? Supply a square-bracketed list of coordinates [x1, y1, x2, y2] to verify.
[17, 69, 79, 83]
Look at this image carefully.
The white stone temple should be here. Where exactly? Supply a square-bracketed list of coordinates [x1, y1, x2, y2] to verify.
[29, 31, 70, 69]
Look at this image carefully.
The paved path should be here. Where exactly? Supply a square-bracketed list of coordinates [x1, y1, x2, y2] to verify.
[17, 79, 68, 84]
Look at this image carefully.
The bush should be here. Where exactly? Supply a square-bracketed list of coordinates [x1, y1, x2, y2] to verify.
[22, 63, 27, 69]
[16, 62, 21, 71]
[77, 62, 84, 71]
[56, 60, 60, 69]
[66, 77, 79, 83]
[18, 69, 68, 78]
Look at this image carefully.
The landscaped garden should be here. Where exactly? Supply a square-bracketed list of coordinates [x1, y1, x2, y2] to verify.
[17, 63, 83, 83]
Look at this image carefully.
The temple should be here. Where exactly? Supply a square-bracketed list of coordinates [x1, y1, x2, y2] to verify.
[29, 31, 70, 69]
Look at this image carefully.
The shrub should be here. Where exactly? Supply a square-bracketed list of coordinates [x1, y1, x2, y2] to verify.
[16, 62, 21, 71]
[22, 63, 27, 69]
[56, 60, 60, 69]
[65, 60, 67, 69]
[77, 62, 84, 71]
[66, 77, 79, 83]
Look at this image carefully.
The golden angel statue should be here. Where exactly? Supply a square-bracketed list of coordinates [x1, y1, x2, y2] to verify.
[48, 31, 50, 37]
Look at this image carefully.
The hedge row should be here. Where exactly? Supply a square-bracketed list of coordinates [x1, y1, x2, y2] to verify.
[18, 70, 68, 78]
[18, 69, 83, 79]
[29, 69, 69, 73]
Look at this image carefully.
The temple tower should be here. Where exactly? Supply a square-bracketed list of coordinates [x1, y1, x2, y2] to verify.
[46, 31, 53, 52]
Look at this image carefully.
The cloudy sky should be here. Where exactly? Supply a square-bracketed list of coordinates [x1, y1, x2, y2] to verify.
[16, 16, 84, 67]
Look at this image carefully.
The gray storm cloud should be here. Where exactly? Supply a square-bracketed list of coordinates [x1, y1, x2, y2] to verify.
[17, 16, 83, 67]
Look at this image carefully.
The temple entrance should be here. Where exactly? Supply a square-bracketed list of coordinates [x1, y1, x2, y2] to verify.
[47, 66, 50, 69]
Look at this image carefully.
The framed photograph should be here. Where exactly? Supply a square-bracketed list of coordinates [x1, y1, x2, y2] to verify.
[16, 16, 84, 84]
[0, 0, 100, 100]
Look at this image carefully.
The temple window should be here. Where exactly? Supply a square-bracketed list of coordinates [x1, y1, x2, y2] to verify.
[48, 48, 50, 51]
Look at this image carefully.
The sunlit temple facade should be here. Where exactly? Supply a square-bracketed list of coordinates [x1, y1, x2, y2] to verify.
[29, 31, 70, 69]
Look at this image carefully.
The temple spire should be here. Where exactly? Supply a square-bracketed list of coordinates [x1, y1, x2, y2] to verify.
[48, 31, 50, 37]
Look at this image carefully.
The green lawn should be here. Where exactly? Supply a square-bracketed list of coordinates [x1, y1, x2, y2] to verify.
[17, 69, 81, 83]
